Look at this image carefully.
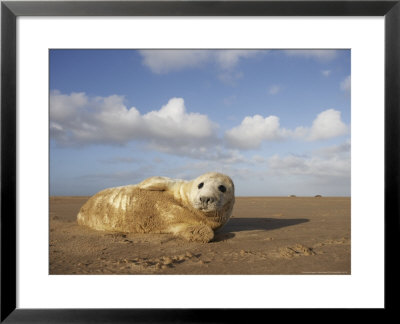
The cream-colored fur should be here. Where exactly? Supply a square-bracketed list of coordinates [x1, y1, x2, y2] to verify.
[77, 172, 235, 243]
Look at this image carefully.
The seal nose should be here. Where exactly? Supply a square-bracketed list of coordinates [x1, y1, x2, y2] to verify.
[200, 196, 215, 204]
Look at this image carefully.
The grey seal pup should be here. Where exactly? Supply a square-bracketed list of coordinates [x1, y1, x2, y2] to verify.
[77, 172, 235, 243]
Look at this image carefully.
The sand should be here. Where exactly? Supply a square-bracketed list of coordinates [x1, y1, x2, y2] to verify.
[49, 196, 350, 275]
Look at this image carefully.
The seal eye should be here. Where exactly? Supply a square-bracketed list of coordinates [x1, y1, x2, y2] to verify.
[218, 185, 226, 193]
[198, 182, 204, 189]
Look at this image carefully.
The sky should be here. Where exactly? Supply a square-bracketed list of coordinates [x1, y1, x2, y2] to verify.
[49, 49, 351, 196]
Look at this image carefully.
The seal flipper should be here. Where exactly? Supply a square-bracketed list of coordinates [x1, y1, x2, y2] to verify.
[169, 223, 214, 243]
[138, 176, 181, 191]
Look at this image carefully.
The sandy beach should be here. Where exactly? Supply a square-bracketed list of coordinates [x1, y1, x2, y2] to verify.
[49, 196, 350, 275]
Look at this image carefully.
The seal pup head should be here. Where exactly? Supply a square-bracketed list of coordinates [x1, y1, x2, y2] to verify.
[188, 172, 235, 213]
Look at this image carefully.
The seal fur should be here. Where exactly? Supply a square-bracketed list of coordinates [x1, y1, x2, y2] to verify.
[77, 172, 235, 242]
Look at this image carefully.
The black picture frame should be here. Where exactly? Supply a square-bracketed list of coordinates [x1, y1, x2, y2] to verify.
[1, 0, 398, 321]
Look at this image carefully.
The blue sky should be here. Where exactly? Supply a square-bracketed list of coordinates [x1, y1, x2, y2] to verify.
[50, 49, 350, 196]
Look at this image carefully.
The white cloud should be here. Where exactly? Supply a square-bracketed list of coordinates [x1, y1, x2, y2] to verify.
[224, 115, 287, 149]
[99, 156, 141, 164]
[268, 153, 350, 178]
[266, 141, 351, 195]
[284, 50, 338, 61]
[142, 98, 216, 141]
[340, 75, 351, 92]
[268, 85, 281, 95]
[140, 50, 338, 74]
[139, 50, 210, 74]
[307, 109, 348, 141]
[51, 91, 349, 164]
[290, 109, 348, 141]
[214, 50, 261, 70]
[50, 92, 217, 149]
[224, 108, 348, 150]
[146, 142, 246, 164]
[139, 49, 261, 74]
[314, 139, 351, 157]
[321, 70, 331, 77]
[291, 126, 309, 139]
[50, 91, 88, 121]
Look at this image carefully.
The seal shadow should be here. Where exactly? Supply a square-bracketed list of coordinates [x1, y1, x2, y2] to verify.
[213, 217, 309, 242]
